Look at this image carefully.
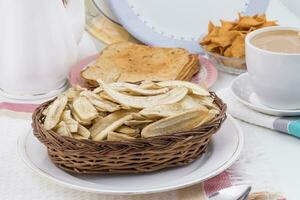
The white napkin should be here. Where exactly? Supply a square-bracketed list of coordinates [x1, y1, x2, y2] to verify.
[217, 88, 300, 138]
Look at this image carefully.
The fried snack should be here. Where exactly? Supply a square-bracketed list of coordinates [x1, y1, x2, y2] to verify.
[80, 42, 200, 86]
[179, 95, 203, 109]
[139, 94, 212, 119]
[141, 108, 209, 138]
[73, 134, 86, 140]
[139, 103, 190, 119]
[131, 113, 148, 120]
[61, 110, 78, 132]
[116, 125, 140, 136]
[124, 119, 154, 126]
[77, 124, 91, 139]
[42, 106, 49, 116]
[72, 96, 98, 122]
[90, 110, 132, 139]
[92, 82, 170, 96]
[92, 86, 103, 94]
[200, 14, 278, 58]
[156, 80, 210, 96]
[44, 95, 68, 130]
[177, 61, 199, 81]
[70, 104, 92, 126]
[93, 114, 133, 141]
[80, 65, 121, 87]
[139, 81, 162, 89]
[80, 90, 121, 112]
[175, 54, 199, 80]
[184, 94, 217, 109]
[42, 80, 220, 142]
[64, 87, 82, 102]
[108, 82, 170, 96]
[107, 132, 135, 141]
[101, 80, 188, 108]
[203, 109, 220, 124]
[99, 91, 119, 103]
[54, 121, 72, 137]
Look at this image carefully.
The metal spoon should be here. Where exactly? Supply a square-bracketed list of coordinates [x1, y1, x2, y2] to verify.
[209, 185, 251, 200]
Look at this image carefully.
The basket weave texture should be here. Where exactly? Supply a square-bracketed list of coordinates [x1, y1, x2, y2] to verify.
[32, 92, 226, 174]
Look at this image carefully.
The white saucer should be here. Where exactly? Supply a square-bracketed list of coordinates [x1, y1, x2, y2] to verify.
[0, 79, 69, 102]
[18, 116, 243, 195]
[231, 73, 300, 116]
[0, 80, 69, 112]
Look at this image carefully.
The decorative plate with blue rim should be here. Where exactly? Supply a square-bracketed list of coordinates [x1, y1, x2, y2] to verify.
[109, 0, 270, 53]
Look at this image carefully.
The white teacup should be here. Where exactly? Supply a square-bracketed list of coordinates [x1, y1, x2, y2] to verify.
[245, 26, 300, 110]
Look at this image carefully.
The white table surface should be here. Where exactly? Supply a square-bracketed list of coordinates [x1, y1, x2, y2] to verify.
[0, 31, 299, 200]
[213, 71, 300, 200]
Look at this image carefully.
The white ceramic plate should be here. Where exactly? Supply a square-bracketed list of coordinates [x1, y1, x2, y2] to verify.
[231, 73, 300, 116]
[109, 0, 270, 53]
[18, 116, 243, 195]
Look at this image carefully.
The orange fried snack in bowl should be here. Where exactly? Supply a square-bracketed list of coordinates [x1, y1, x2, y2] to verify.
[200, 14, 278, 59]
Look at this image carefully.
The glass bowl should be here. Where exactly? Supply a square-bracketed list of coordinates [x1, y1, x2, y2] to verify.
[204, 50, 247, 75]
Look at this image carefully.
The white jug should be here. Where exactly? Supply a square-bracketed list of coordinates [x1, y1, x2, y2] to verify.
[0, 0, 85, 99]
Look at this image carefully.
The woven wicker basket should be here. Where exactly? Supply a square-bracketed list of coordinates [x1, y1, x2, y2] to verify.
[32, 92, 226, 174]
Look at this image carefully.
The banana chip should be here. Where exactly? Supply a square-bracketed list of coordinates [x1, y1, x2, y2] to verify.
[92, 116, 104, 124]
[90, 110, 132, 139]
[64, 87, 81, 101]
[44, 95, 68, 130]
[101, 80, 188, 108]
[140, 103, 190, 118]
[141, 108, 209, 138]
[189, 95, 219, 111]
[55, 121, 72, 137]
[116, 125, 140, 135]
[179, 95, 202, 109]
[139, 81, 161, 89]
[99, 91, 119, 103]
[156, 80, 210, 96]
[80, 90, 121, 112]
[131, 113, 147, 120]
[42, 106, 49, 116]
[92, 86, 103, 94]
[124, 119, 154, 126]
[71, 106, 92, 126]
[107, 132, 135, 141]
[42, 80, 220, 142]
[72, 96, 98, 122]
[61, 110, 78, 132]
[108, 82, 169, 96]
[93, 114, 133, 141]
[205, 109, 219, 123]
[77, 124, 91, 139]
[178, 95, 217, 112]
[73, 134, 86, 140]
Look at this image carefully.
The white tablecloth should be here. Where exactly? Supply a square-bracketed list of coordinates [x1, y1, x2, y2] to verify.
[1, 32, 299, 200]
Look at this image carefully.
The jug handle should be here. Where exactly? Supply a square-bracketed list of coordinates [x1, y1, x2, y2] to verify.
[64, 0, 85, 43]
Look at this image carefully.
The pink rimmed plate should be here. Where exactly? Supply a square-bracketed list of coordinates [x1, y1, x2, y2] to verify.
[0, 55, 217, 113]
[68, 54, 218, 88]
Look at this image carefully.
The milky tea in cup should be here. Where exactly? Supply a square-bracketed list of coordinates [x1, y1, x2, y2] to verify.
[245, 27, 300, 109]
[251, 30, 300, 53]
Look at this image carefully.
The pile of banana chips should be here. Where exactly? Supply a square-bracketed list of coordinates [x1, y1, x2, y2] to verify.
[42, 80, 220, 142]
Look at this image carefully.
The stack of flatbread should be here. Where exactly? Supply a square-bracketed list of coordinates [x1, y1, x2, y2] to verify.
[81, 42, 200, 87]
